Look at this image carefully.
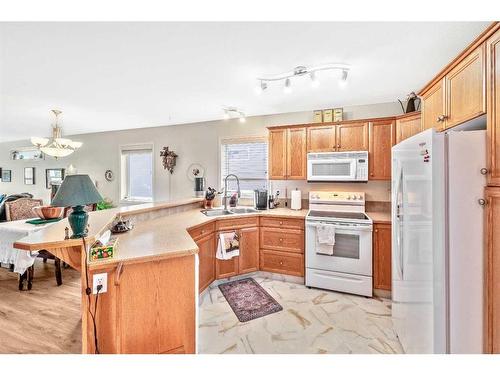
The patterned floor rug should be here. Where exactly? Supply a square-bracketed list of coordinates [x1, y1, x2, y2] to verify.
[218, 277, 283, 322]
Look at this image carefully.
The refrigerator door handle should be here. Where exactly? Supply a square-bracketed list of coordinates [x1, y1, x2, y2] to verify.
[394, 166, 404, 280]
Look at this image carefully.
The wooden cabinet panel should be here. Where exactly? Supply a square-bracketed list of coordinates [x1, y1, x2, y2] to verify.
[260, 227, 304, 254]
[216, 257, 238, 279]
[485, 187, 500, 353]
[307, 125, 336, 152]
[260, 250, 304, 277]
[421, 79, 445, 131]
[369, 120, 395, 180]
[196, 233, 215, 293]
[269, 129, 287, 179]
[487, 28, 500, 186]
[286, 127, 307, 179]
[445, 44, 486, 129]
[373, 223, 392, 291]
[336, 122, 368, 151]
[188, 222, 215, 241]
[259, 216, 304, 230]
[239, 227, 259, 274]
[216, 216, 259, 231]
[396, 112, 422, 144]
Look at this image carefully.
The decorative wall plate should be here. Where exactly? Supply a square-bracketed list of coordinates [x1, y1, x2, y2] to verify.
[105, 170, 114, 181]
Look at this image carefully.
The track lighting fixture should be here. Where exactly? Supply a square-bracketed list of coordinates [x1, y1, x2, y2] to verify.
[255, 63, 350, 93]
[223, 107, 246, 122]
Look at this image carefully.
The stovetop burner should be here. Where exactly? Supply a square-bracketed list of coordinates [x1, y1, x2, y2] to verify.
[307, 210, 370, 221]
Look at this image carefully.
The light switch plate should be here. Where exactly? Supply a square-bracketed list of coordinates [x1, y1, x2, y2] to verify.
[92, 273, 107, 294]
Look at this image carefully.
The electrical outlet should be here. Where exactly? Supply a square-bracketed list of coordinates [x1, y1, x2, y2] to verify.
[275, 189, 280, 196]
[92, 273, 107, 294]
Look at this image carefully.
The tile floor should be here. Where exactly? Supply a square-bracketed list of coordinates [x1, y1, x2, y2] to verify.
[198, 275, 403, 354]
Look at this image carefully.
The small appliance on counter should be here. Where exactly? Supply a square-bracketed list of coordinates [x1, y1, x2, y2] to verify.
[254, 189, 268, 210]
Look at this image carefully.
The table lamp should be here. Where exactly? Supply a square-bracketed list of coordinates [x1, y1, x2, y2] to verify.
[51, 174, 103, 238]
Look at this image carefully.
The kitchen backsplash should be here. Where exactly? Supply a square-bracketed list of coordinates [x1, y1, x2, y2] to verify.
[269, 180, 391, 203]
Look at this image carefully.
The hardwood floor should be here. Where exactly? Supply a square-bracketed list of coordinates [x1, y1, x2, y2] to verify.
[0, 259, 81, 353]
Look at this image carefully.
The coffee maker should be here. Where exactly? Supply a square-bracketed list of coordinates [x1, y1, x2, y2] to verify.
[254, 189, 268, 210]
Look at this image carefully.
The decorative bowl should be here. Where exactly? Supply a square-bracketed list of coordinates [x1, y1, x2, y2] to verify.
[32, 206, 63, 220]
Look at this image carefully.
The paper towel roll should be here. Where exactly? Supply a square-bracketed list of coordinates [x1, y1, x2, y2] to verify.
[291, 189, 301, 210]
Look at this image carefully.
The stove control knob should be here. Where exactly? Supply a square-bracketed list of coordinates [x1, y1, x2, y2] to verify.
[347, 195, 351, 200]
[352, 195, 357, 200]
[357, 194, 363, 200]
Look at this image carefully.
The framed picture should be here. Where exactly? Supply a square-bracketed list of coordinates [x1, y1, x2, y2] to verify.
[1, 169, 12, 182]
[24, 167, 35, 185]
[46, 168, 65, 189]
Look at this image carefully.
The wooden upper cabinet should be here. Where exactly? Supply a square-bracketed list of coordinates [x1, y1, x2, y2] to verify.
[369, 120, 395, 180]
[487, 28, 500, 186]
[286, 127, 307, 179]
[336, 122, 368, 151]
[238, 226, 259, 274]
[421, 78, 446, 131]
[307, 125, 336, 152]
[373, 223, 392, 291]
[268, 129, 287, 180]
[396, 112, 422, 143]
[445, 44, 486, 129]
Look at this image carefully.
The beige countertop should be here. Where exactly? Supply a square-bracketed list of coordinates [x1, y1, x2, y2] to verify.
[366, 211, 392, 224]
[13, 199, 307, 268]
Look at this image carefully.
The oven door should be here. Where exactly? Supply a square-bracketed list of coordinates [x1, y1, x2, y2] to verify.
[305, 221, 372, 276]
[307, 158, 357, 181]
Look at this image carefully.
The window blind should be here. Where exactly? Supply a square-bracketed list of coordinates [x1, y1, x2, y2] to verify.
[220, 137, 268, 193]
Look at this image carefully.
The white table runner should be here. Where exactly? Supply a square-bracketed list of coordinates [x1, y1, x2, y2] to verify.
[0, 220, 52, 274]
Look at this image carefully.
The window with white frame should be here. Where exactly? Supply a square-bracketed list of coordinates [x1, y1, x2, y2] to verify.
[220, 137, 268, 198]
[120, 144, 153, 202]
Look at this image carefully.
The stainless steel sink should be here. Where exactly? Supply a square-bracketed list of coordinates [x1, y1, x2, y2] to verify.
[200, 207, 259, 217]
[201, 209, 234, 217]
[229, 207, 259, 214]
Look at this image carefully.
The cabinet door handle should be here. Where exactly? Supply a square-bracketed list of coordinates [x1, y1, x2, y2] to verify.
[437, 115, 448, 122]
[279, 261, 284, 265]
[480, 168, 489, 175]
[114, 262, 124, 286]
[337, 144, 341, 149]
[279, 238, 283, 242]
[478, 198, 487, 206]
[279, 221, 283, 225]
[375, 229, 379, 233]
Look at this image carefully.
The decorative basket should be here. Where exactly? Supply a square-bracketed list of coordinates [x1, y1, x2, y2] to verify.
[90, 237, 118, 261]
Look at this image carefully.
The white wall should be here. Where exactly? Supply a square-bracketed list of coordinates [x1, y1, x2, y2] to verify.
[0, 102, 400, 205]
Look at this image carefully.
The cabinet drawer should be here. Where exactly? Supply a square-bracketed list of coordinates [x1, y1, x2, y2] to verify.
[260, 216, 304, 230]
[260, 250, 304, 277]
[216, 216, 259, 231]
[260, 228, 304, 253]
[188, 222, 215, 241]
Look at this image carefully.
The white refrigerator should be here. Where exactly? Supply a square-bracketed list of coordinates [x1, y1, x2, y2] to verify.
[391, 128, 486, 354]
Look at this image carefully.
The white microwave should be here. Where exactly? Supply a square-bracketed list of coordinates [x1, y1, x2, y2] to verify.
[307, 151, 368, 182]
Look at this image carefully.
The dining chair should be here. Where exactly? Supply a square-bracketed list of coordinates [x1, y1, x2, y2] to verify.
[4, 197, 64, 290]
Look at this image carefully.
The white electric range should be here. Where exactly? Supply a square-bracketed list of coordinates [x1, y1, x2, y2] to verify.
[305, 191, 373, 297]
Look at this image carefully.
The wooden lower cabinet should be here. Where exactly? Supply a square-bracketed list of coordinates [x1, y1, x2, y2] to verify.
[260, 227, 304, 253]
[485, 187, 500, 353]
[196, 232, 216, 293]
[238, 226, 260, 274]
[373, 223, 392, 291]
[260, 250, 304, 277]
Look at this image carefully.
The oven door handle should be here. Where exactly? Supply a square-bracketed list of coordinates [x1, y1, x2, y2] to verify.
[306, 222, 372, 232]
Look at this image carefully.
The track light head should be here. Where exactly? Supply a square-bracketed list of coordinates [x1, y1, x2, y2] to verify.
[339, 69, 348, 88]
[310, 72, 320, 88]
[284, 78, 292, 94]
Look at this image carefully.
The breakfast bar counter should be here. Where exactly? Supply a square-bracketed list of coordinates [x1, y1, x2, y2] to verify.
[12, 198, 308, 354]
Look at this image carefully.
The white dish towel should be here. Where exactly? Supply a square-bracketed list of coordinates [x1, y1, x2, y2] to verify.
[316, 224, 335, 255]
[216, 232, 240, 260]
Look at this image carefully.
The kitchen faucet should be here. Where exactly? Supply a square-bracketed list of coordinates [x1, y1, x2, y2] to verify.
[224, 174, 241, 211]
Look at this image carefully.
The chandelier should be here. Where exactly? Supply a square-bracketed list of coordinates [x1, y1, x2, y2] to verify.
[31, 110, 83, 158]
[255, 63, 350, 94]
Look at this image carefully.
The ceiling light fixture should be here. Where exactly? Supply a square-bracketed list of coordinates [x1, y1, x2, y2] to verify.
[30, 110, 82, 159]
[223, 107, 246, 122]
[284, 78, 292, 94]
[255, 63, 350, 93]
[254, 80, 268, 95]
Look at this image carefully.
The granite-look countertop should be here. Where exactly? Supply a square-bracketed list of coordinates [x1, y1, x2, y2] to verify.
[366, 211, 392, 224]
[14, 199, 308, 269]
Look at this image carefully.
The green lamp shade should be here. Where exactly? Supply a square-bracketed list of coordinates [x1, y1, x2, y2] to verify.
[52, 174, 103, 238]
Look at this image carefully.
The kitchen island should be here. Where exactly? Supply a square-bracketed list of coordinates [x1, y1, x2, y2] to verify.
[13, 199, 308, 354]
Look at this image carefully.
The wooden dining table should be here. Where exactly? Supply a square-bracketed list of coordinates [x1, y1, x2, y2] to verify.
[0, 219, 56, 289]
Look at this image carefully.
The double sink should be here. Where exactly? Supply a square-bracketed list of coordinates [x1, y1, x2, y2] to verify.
[201, 207, 259, 217]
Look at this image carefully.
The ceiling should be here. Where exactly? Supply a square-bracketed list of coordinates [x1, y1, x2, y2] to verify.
[0, 22, 490, 142]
